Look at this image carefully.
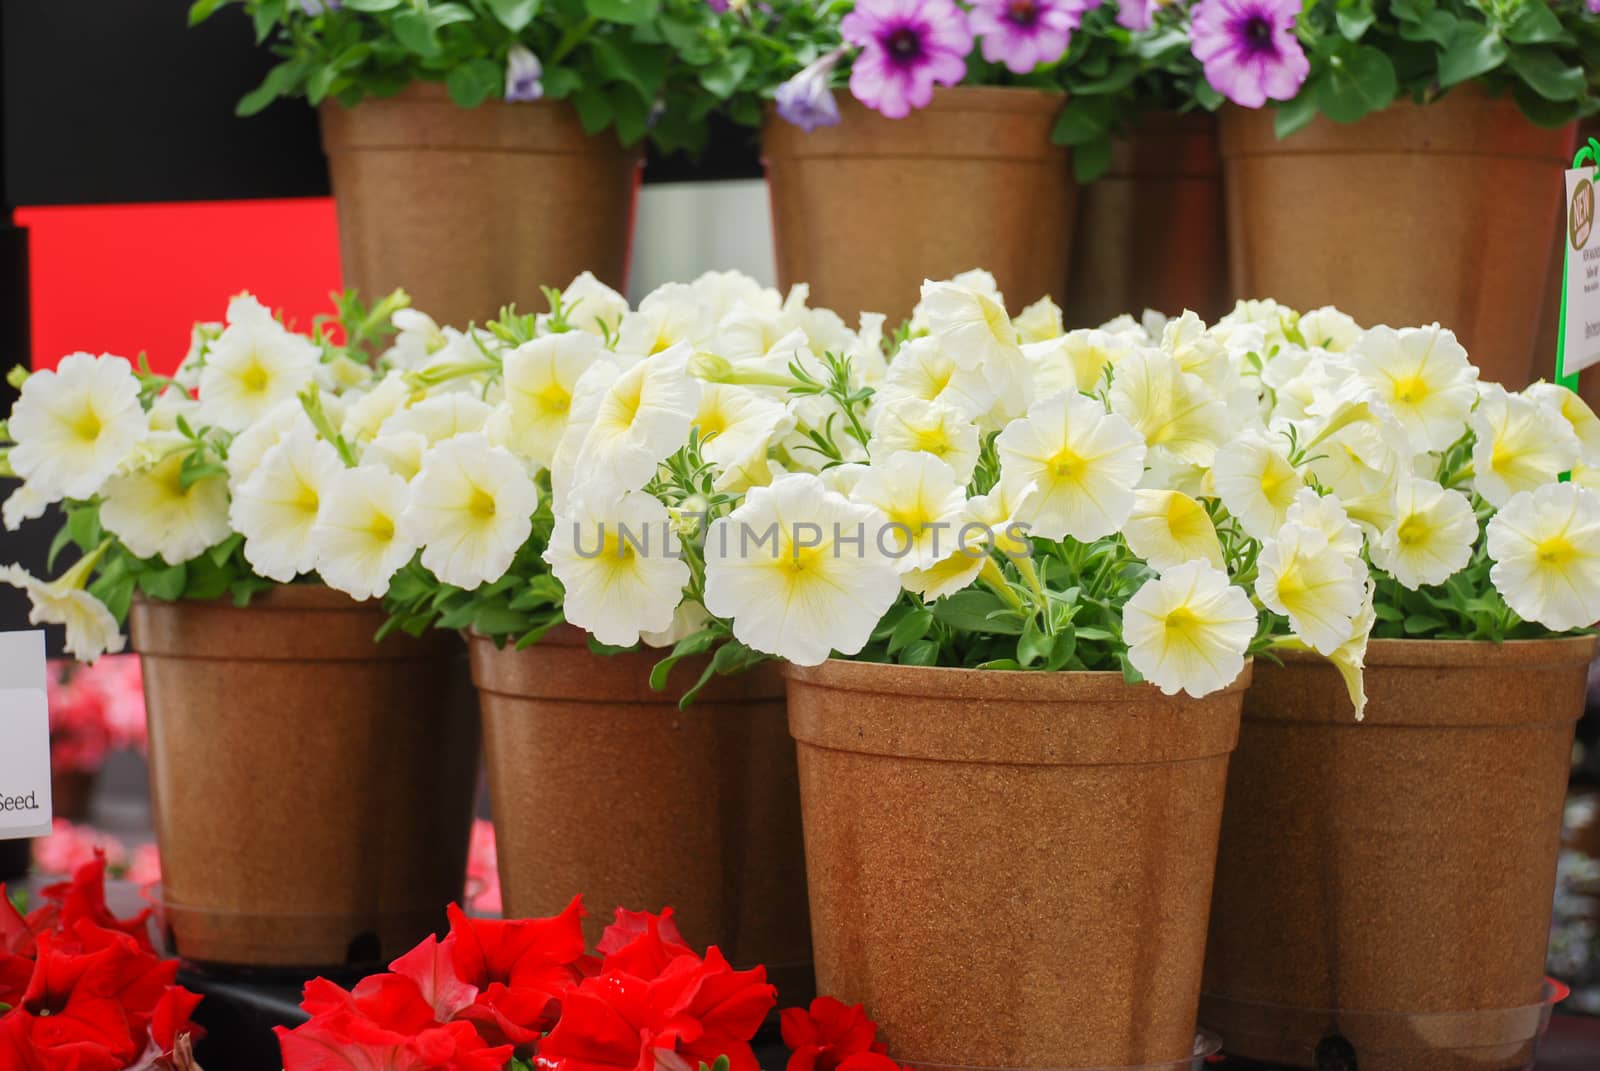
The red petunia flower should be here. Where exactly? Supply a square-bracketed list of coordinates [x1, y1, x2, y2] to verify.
[596, 908, 695, 981]
[781, 997, 887, 1071]
[276, 1010, 512, 1071]
[447, 897, 594, 1051]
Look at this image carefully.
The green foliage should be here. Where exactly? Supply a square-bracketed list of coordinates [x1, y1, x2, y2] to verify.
[1273, 0, 1598, 134]
[190, 0, 740, 150]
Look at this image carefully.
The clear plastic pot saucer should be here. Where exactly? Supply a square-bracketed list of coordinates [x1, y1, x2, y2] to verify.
[898, 1031, 1221, 1071]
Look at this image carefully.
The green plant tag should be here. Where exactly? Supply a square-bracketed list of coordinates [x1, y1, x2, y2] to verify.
[1556, 137, 1600, 393]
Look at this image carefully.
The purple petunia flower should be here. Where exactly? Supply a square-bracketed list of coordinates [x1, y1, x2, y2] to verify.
[299, 0, 339, 13]
[706, 0, 731, 11]
[776, 48, 846, 131]
[1190, 0, 1309, 109]
[504, 45, 544, 103]
[841, 0, 974, 119]
[1115, 0, 1156, 30]
[967, 0, 1081, 74]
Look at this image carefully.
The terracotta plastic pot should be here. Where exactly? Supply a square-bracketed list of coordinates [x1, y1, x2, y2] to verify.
[1202, 637, 1597, 1071]
[763, 87, 1072, 326]
[320, 85, 642, 329]
[785, 659, 1249, 1069]
[132, 587, 479, 969]
[1065, 112, 1228, 326]
[470, 628, 812, 999]
[1221, 89, 1577, 388]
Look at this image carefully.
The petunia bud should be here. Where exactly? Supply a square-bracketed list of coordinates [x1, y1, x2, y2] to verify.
[775, 48, 844, 133]
[504, 44, 544, 103]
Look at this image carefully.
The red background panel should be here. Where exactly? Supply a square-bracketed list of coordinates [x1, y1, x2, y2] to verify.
[16, 198, 343, 374]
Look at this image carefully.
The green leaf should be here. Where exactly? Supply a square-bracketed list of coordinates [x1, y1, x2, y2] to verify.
[1017, 618, 1052, 667]
[138, 562, 188, 602]
[1438, 24, 1508, 87]
[649, 628, 720, 691]
[66, 507, 103, 551]
[887, 609, 933, 655]
[344, 0, 403, 10]
[699, 48, 753, 100]
[1335, 6, 1375, 41]
[542, 65, 581, 99]
[609, 85, 651, 145]
[429, 3, 478, 27]
[187, 0, 232, 25]
[1274, 89, 1321, 139]
[392, 10, 442, 56]
[237, 60, 307, 116]
[1506, 47, 1585, 102]
[1318, 45, 1397, 123]
[1050, 98, 1110, 147]
[570, 86, 613, 134]
[1072, 136, 1113, 184]
[589, 37, 666, 102]
[252, 0, 286, 43]
[1403, 612, 1446, 635]
[585, 0, 659, 25]
[932, 590, 1024, 635]
[473, 604, 534, 636]
[1396, 7, 1457, 47]
[447, 58, 503, 107]
[1505, 3, 1569, 46]
[487, 0, 541, 31]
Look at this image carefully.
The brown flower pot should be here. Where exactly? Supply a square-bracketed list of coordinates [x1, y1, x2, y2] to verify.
[131, 587, 480, 969]
[1221, 89, 1577, 388]
[763, 87, 1073, 326]
[469, 628, 812, 999]
[50, 769, 97, 822]
[1202, 637, 1597, 1071]
[785, 659, 1249, 1069]
[1065, 112, 1229, 327]
[320, 85, 642, 329]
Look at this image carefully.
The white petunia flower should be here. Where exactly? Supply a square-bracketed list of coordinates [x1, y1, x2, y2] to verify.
[849, 452, 968, 573]
[487, 331, 604, 467]
[1022, 329, 1132, 398]
[618, 283, 713, 357]
[996, 391, 1147, 542]
[1109, 347, 1228, 466]
[226, 399, 318, 484]
[0, 550, 126, 662]
[382, 308, 449, 371]
[1124, 489, 1225, 573]
[869, 397, 980, 484]
[8, 352, 145, 501]
[230, 427, 344, 583]
[917, 278, 1031, 420]
[1256, 523, 1366, 656]
[689, 269, 781, 323]
[101, 448, 231, 565]
[312, 466, 417, 601]
[545, 490, 691, 647]
[1283, 488, 1364, 559]
[341, 373, 415, 442]
[571, 345, 702, 500]
[1013, 295, 1064, 343]
[1348, 324, 1478, 453]
[1470, 385, 1580, 507]
[1124, 560, 1256, 698]
[1297, 306, 1361, 352]
[364, 431, 429, 482]
[379, 392, 493, 446]
[703, 473, 901, 665]
[1372, 477, 1477, 590]
[901, 481, 1036, 603]
[2, 482, 48, 531]
[197, 294, 319, 432]
[1524, 381, 1600, 464]
[553, 271, 630, 337]
[693, 383, 792, 475]
[874, 336, 995, 422]
[400, 433, 538, 591]
[1212, 432, 1302, 541]
[1487, 483, 1600, 631]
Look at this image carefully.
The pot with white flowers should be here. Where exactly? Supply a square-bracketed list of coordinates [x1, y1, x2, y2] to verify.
[0, 291, 480, 969]
[581, 273, 1356, 1069]
[1161, 0, 1596, 388]
[1194, 311, 1599, 1071]
[191, 0, 741, 328]
[378, 271, 859, 999]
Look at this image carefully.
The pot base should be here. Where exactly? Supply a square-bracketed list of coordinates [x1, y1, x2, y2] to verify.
[899, 1032, 1222, 1071]
[158, 896, 446, 970]
[1203, 979, 1566, 1071]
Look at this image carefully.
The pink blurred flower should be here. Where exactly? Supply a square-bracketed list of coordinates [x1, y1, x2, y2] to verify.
[468, 819, 502, 915]
[45, 655, 146, 774]
[127, 842, 163, 886]
[33, 820, 128, 876]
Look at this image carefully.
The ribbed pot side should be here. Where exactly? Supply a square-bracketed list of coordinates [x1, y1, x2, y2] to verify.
[470, 627, 813, 1001]
[1221, 87, 1576, 390]
[763, 86, 1073, 327]
[1202, 636, 1597, 1071]
[132, 586, 480, 969]
[320, 84, 641, 330]
[786, 658, 1250, 1069]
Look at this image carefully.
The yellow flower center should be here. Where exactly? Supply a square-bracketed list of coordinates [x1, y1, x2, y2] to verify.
[1396, 514, 1430, 548]
[1047, 444, 1084, 480]
[1392, 373, 1429, 405]
[650, 331, 675, 356]
[467, 485, 497, 521]
[535, 382, 571, 416]
[696, 403, 729, 440]
[926, 363, 955, 397]
[612, 376, 645, 427]
[1166, 496, 1208, 542]
[1164, 605, 1200, 637]
[295, 480, 320, 515]
[70, 406, 103, 442]
[370, 513, 396, 541]
[910, 425, 953, 459]
[779, 542, 826, 578]
[1536, 533, 1577, 568]
[1259, 460, 1297, 508]
[240, 356, 271, 394]
[1273, 559, 1307, 604]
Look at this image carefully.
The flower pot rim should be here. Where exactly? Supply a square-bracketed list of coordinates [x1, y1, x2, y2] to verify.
[131, 583, 366, 612]
[1275, 634, 1597, 670]
[784, 656, 1251, 703]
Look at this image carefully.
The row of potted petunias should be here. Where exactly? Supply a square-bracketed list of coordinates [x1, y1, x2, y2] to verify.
[4, 270, 1597, 1069]
[193, 0, 1600, 386]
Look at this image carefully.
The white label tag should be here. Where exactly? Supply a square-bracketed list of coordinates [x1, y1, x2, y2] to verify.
[0, 631, 52, 839]
[1563, 167, 1600, 376]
